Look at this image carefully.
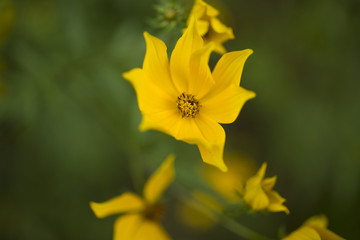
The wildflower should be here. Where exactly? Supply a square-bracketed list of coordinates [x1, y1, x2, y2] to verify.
[243, 162, 289, 214]
[90, 155, 175, 240]
[283, 215, 345, 240]
[187, 0, 234, 54]
[123, 18, 255, 172]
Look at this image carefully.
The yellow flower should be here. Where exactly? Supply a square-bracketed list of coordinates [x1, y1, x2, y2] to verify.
[90, 155, 175, 240]
[123, 18, 255, 172]
[187, 0, 234, 54]
[202, 153, 257, 202]
[283, 215, 346, 240]
[243, 162, 289, 214]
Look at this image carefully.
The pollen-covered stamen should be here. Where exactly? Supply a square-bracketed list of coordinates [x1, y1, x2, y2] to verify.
[176, 92, 201, 118]
[143, 203, 164, 221]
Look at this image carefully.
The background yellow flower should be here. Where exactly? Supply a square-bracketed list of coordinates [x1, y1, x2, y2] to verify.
[90, 155, 175, 240]
[187, 0, 234, 54]
[283, 215, 346, 240]
[243, 162, 289, 214]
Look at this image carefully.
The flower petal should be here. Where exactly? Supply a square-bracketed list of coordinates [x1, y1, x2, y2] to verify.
[143, 32, 178, 98]
[113, 214, 143, 240]
[261, 176, 277, 192]
[312, 226, 346, 240]
[267, 190, 289, 214]
[133, 221, 171, 240]
[201, 85, 255, 124]
[170, 17, 203, 93]
[283, 226, 321, 240]
[90, 193, 145, 219]
[304, 215, 328, 229]
[195, 115, 227, 171]
[189, 43, 215, 98]
[123, 68, 174, 114]
[211, 49, 253, 92]
[244, 163, 269, 210]
[244, 186, 269, 211]
[143, 154, 175, 204]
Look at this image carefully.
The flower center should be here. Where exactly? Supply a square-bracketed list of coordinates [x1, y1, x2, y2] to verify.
[143, 203, 164, 221]
[176, 92, 201, 118]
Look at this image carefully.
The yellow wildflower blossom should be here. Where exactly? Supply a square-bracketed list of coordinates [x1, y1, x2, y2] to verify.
[123, 18, 255, 172]
[187, 0, 234, 54]
[90, 155, 175, 240]
[283, 215, 346, 240]
[243, 162, 289, 214]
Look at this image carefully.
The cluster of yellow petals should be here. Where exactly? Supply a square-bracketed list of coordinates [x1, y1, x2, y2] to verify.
[243, 162, 290, 214]
[283, 215, 345, 240]
[123, 17, 255, 172]
[90, 155, 175, 240]
[187, 0, 234, 54]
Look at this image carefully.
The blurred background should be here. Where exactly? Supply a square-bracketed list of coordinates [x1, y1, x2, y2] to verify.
[1, 0, 359, 239]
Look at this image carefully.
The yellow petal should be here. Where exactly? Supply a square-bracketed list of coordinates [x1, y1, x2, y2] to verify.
[113, 214, 143, 240]
[188, 43, 215, 98]
[210, 17, 233, 35]
[267, 190, 289, 214]
[90, 193, 145, 219]
[312, 226, 346, 240]
[201, 85, 255, 124]
[304, 215, 328, 229]
[133, 220, 171, 240]
[143, 154, 175, 204]
[283, 226, 321, 240]
[123, 68, 174, 114]
[244, 186, 269, 211]
[211, 49, 253, 92]
[143, 32, 178, 98]
[244, 163, 269, 210]
[170, 17, 203, 93]
[140, 112, 202, 145]
[198, 0, 219, 17]
[195, 119, 227, 171]
[261, 176, 277, 192]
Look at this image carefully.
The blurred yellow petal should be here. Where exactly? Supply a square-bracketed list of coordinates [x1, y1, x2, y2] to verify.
[244, 185, 269, 211]
[198, 0, 218, 17]
[305, 215, 328, 229]
[123, 68, 174, 115]
[283, 226, 321, 240]
[113, 214, 143, 240]
[262, 176, 277, 192]
[202, 85, 255, 124]
[211, 49, 253, 92]
[313, 226, 346, 240]
[143, 154, 175, 204]
[143, 32, 178, 98]
[170, 17, 203, 92]
[134, 220, 171, 240]
[90, 193, 145, 219]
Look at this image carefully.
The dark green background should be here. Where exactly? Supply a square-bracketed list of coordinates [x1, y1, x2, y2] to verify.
[1, 0, 359, 239]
